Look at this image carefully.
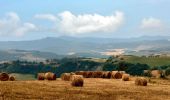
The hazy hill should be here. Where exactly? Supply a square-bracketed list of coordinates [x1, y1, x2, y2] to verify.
[0, 49, 62, 62]
[0, 36, 170, 57]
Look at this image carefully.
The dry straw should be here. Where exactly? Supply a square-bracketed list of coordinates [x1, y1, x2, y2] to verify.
[135, 77, 147, 86]
[71, 75, 84, 87]
[0, 72, 9, 81]
[45, 72, 56, 80]
[111, 71, 122, 79]
[122, 74, 130, 81]
[37, 73, 45, 80]
[9, 75, 15, 81]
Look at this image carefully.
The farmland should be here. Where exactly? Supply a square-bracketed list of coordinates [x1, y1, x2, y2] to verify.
[123, 55, 170, 67]
[1, 77, 170, 100]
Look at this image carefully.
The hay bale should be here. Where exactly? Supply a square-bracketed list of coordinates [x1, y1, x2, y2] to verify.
[102, 71, 112, 79]
[37, 73, 45, 80]
[135, 77, 147, 86]
[45, 72, 56, 80]
[122, 74, 130, 81]
[86, 71, 93, 78]
[151, 70, 162, 78]
[111, 71, 122, 79]
[0, 72, 9, 81]
[61, 73, 71, 81]
[9, 75, 15, 81]
[71, 75, 84, 87]
[91, 71, 103, 78]
[75, 71, 84, 75]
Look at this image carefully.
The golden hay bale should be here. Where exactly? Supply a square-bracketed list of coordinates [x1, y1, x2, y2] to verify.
[0, 72, 9, 81]
[91, 71, 103, 78]
[45, 72, 56, 80]
[75, 71, 84, 75]
[61, 73, 71, 81]
[135, 77, 147, 86]
[151, 70, 162, 78]
[9, 75, 15, 81]
[71, 75, 84, 87]
[37, 73, 45, 80]
[86, 71, 93, 78]
[102, 71, 112, 78]
[122, 74, 130, 81]
[111, 71, 122, 79]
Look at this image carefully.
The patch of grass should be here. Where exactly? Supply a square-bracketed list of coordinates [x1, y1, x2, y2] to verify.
[9, 73, 36, 80]
[124, 55, 170, 67]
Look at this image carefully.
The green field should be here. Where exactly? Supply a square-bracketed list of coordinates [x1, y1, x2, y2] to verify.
[124, 56, 170, 67]
[10, 73, 36, 80]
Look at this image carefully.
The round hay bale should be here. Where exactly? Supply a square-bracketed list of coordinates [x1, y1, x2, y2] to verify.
[45, 72, 56, 80]
[151, 70, 162, 78]
[37, 73, 45, 80]
[82, 71, 89, 78]
[75, 71, 84, 75]
[135, 77, 147, 86]
[71, 75, 84, 87]
[0, 72, 9, 81]
[102, 71, 112, 79]
[122, 74, 130, 81]
[9, 75, 15, 81]
[111, 71, 122, 79]
[86, 71, 93, 78]
[61, 73, 71, 81]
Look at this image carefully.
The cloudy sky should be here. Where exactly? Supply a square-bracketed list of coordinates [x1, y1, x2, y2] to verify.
[0, 0, 170, 41]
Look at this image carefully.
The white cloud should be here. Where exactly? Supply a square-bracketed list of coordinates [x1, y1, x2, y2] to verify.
[34, 14, 57, 22]
[140, 17, 169, 34]
[58, 11, 124, 35]
[0, 12, 37, 37]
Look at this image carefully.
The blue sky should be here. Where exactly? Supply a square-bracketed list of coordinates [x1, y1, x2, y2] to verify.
[0, 0, 169, 41]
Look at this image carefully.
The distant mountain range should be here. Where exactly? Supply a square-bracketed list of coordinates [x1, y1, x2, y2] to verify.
[0, 49, 62, 62]
[0, 36, 170, 61]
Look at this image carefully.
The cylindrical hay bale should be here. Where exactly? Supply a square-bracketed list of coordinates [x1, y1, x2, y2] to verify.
[75, 71, 84, 75]
[45, 72, 56, 80]
[83, 71, 89, 78]
[0, 72, 9, 81]
[151, 70, 162, 78]
[135, 77, 147, 86]
[9, 75, 15, 81]
[61, 73, 71, 81]
[102, 71, 112, 79]
[37, 73, 45, 80]
[122, 74, 130, 81]
[86, 71, 93, 78]
[71, 75, 84, 87]
[111, 71, 122, 79]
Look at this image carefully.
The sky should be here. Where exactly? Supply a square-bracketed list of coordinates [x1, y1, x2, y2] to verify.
[0, 0, 170, 41]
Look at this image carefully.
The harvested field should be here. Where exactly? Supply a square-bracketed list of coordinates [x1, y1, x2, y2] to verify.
[0, 77, 170, 100]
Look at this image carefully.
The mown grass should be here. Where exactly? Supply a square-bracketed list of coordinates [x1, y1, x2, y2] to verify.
[1, 78, 170, 100]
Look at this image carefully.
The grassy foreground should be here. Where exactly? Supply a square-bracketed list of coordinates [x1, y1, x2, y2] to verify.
[1, 78, 170, 100]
